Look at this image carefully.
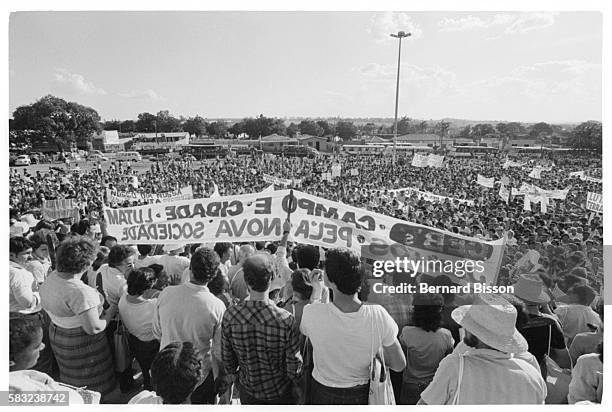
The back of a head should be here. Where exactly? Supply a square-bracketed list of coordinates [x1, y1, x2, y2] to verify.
[137, 244, 153, 256]
[254, 241, 266, 251]
[291, 268, 313, 300]
[324, 248, 363, 295]
[207, 268, 229, 296]
[238, 244, 255, 262]
[214, 242, 232, 259]
[9, 314, 42, 366]
[296, 245, 320, 270]
[10, 236, 32, 256]
[412, 293, 444, 332]
[569, 284, 596, 306]
[243, 254, 274, 293]
[127, 267, 156, 296]
[151, 342, 203, 404]
[190, 248, 220, 284]
[56, 236, 97, 274]
[108, 244, 136, 268]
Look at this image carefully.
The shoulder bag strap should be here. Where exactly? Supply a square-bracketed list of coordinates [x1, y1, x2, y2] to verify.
[452, 354, 464, 405]
[547, 324, 552, 357]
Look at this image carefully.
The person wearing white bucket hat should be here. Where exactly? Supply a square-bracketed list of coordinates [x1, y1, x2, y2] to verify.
[418, 294, 546, 404]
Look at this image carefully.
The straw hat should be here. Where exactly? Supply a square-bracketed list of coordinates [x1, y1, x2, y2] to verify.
[451, 294, 528, 354]
[512, 274, 550, 304]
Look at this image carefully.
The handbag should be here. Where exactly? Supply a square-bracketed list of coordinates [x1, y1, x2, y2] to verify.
[451, 354, 465, 405]
[544, 325, 572, 404]
[113, 319, 132, 373]
[368, 308, 395, 405]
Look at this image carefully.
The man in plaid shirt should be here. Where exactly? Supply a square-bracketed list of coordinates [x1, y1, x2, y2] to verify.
[221, 254, 303, 404]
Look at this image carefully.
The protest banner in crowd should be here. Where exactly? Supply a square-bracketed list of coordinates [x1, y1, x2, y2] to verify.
[411, 153, 429, 168]
[41, 198, 80, 221]
[427, 154, 445, 168]
[528, 167, 543, 179]
[499, 184, 510, 204]
[388, 187, 474, 206]
[477, 174, 495, 188]
[262, 173, 301, 186]
[502, 159, 525, 168]
[331, 164, 342, 178]
[103, 189, 505, 284]
[106, 186, 193, 203]
[511, 183, 570, 200]
[350, 168, 359, 176]
[569, 170, 585, 179]
[586, 192, 603, 213]
[582, 175, 602, 184]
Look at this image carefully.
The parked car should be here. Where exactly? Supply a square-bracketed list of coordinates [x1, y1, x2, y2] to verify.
[15, 154, 31, 166]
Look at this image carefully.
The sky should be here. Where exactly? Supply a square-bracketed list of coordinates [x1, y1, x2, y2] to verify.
[8, 11, 603, 123]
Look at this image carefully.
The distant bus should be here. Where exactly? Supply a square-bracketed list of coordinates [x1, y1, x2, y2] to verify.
[343, 144, 385, 155]
[449, 145, 498, 157]
[182, 144, 230, 159]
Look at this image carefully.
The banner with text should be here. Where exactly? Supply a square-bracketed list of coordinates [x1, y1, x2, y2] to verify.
[477, 174, 495, 188]
[587, 192, 603, 213]
[388, 187, 474, 206]
[106, 186, 193, 204]
[103, 189, 505, 284]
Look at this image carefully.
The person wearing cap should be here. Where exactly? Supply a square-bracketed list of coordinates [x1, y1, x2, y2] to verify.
[152, 247, 226, 404]
[554, 284, 601, 347]
[418, 294, 546, 405]
[511, 274, 571, 373]
[220, 254, 302, 404]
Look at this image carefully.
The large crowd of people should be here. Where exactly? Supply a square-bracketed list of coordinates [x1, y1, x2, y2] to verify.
[8, 150, 604, 404]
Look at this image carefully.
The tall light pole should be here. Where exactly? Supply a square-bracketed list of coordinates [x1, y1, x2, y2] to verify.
[390, 31, 411, 166]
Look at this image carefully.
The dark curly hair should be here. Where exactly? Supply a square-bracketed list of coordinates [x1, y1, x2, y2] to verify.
[10, 236, 32, 256]
[324, 248, 364, 295]
[151, 342, 203, 404]
[56, 236, 97, 274]
[411, 293, 444, 332]
[126, 268, 157, 296]
[207, 268, 229, 296]
[9, 314, 42, 361]
[190, 248, 220, 284]
[108, 244, 136, 268]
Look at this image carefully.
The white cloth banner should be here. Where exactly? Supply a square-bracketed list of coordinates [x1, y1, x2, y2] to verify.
[503, 159, 526, 169]
[499, 184, 510, 204]
[103, 189, 506, 285]
[512, 183, 570, 200]
[210, 182, 220, 198]
[106, 186, 193, 203]
[477, 174, 495, 188]
[331, 164, 342, 178]
[581, 175, 602, 184]
[263, 174, 292, 186]
[261, 184, 275, 193]
[427, 154, 445, 168]
[411, 154, 428, 168]
[528, 167, 542, 179]
[586, 192, 603, 213]
[389, 187, 474, 206]
[350, 168, 359, 176]
[569, 171, 585, 179]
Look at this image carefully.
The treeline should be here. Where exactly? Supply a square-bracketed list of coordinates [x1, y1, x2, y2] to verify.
[9, 95, 602, 152]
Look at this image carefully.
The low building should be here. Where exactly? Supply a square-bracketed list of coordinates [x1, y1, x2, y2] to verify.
[260, 134, 298, 152]
[131, 132, 190, 153]
[92, 130, 133, 152]
[297, 135, 339, 153]
[396, 133, 441, 147]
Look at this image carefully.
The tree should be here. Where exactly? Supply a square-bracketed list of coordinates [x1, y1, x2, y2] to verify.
[316, 120, 335, 136]
[206, 121, 228, 138]
[135, 112, 157, 132]
[458, 125, 472, 140]
[569, 121, 602, 152]
[12, 95, 101, 151]
[396, 116, 412, 135]
[361, 122, 378, 136]
[104, 120, 122, 130]
[228, 120, 246, 138]
[505, 122, 526, 138]
[156, 110, 183, 132]
[241, 115, 287, 138]
[298, 120, 324, 136]
[529, 122, 553, 138]
[335, 121, 357, 140]
[183, 116, 208, 137]
[471, 123, 496, 140]
[433, 121, 450, 147]
[120, 120, 136, 133]
[286, 122, 299, 138]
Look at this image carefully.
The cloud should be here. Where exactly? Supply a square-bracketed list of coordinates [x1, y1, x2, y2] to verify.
[117, 89, 163, 101]
[358, 62, 457, 98]
[367, 12, 423, 42]
[437, 12, 556, 36]
[504, 12, 557, 34]
[54, 69, 107, 95]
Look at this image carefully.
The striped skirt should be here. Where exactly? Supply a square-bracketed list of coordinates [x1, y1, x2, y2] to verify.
[49, 323, 116, 397]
